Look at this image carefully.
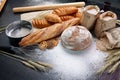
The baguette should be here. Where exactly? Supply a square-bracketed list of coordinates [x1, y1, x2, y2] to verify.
[32, 19, 52, 28]
[73, 12, 83, 20]
[52, 7, 78, 16]
[60, 15, 74, 21]
[19, 18, 80, 46]
[45, 13, 62, 23]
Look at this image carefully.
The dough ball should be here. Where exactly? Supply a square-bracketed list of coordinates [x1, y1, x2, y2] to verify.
[61, 26, 92, 50]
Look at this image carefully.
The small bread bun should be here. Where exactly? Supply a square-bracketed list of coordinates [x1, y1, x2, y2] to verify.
[61, 26, 92, 50]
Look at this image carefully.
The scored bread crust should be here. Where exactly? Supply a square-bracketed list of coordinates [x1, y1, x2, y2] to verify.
[45, 13, 62, 23]
[60, 15, 74, 21]
[52, 7, 78, 16]
[32, 19, 52, 28]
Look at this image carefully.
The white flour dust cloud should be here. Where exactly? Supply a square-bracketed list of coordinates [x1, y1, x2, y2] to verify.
[40, 39, 107, 80]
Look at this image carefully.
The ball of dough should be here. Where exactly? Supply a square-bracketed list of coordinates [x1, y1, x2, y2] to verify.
[61, 26, 92, 50]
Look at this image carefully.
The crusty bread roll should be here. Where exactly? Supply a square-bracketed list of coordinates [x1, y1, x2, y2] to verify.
[61, 26, 92, 50]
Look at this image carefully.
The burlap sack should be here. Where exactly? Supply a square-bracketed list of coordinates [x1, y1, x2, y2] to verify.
[96, 27, 120, 51]
[94, 11, 117, 38]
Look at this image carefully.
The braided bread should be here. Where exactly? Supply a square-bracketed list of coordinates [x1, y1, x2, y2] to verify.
[52, 7, 78, 16]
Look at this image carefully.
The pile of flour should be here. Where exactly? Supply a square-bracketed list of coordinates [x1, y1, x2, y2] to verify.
[40, 39, 107, 80]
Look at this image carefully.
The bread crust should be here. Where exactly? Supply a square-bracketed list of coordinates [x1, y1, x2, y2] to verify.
[52, 7, 78, 16]
[60, 15, 74, 21]
[32, 19, 52, 28]
[45, 13, 62, 23]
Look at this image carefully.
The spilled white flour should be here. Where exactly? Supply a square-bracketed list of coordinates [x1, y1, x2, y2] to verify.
[39, 39, 107, 80]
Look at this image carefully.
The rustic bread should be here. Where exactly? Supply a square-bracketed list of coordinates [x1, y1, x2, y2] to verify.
[61, 26, 92, 50]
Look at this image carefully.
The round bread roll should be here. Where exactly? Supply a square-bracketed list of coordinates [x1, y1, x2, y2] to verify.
[61, 26, 92, 50]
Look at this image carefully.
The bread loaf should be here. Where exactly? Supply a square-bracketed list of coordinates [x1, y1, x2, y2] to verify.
[60, 15, 74, 21]
[73, 12, 82, 19]
[52, 7, 78, 16]
[45, 13, 62, 23]
[61, 26, 92, 50]
[32, 19, 52, 28]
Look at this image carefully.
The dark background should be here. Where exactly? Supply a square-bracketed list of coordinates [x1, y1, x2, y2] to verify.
[0, 0, 120, 80]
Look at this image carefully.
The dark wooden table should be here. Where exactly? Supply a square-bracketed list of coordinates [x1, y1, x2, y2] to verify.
[0, 0, 120, 80]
